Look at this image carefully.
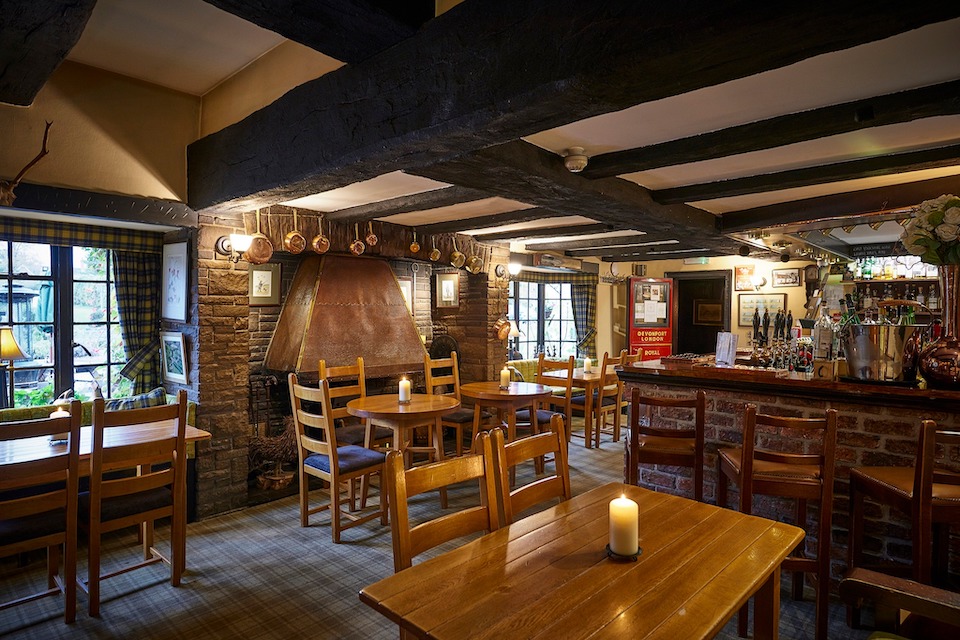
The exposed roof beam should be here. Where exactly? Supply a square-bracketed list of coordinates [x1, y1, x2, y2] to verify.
[583, 79, 960, 179]
[655, 145, 960, 204]
[320, 185, 488, 222]
[188, 0, 960, 214]
[202, 0, 433, 64]
[476, 223, 614, 243]
[0, 0, 97, 106]
[417, 207, 557, 235]
[721, 174, 960, 233]
[531, 234, 651, 251]
[9, 182, 197, 227]
[567, 244, 689, 258]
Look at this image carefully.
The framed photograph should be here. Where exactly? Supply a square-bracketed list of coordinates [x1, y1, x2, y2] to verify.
[693, 299, 723, 326]
[737, 293, 787, 327]
[249, 263, 281, 306]
[397, 276, 413, 315]
[772, 268, 802, 288]
[160, 332, 188, 384]
[435, 272, 460, 309]
[734, 265, 755, 292]
[161, 242, 188, 322]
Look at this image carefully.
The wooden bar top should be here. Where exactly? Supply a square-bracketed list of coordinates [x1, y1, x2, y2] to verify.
[617, 359, 960, 410]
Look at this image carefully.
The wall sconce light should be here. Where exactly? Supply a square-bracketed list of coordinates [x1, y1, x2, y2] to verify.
[0, 326, 27, 408]
[750, 275, 767, 291]
[507, 262, 522, 276]
[215, 233, 254, 263]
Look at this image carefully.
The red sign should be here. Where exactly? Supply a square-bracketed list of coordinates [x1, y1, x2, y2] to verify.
[628, 277, 673, 361]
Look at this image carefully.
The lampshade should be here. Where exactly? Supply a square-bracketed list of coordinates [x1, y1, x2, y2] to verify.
[230, 233, 254, 252]
[508, 321, 521, 338]
[507, 262, 522, 276]
[0, 327, 27, 361]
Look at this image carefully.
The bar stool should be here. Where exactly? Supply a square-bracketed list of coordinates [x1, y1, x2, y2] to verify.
[717, 404, 837, 640]
[848, 420, 960, 587]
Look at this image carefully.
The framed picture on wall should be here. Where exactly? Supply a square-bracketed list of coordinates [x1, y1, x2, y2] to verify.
[397, 276, 413, 315]
[160, 331, 188, 384]
[734, 265, 755, 292]
[772, 268, 802, 287]
[737, 293, 787, 326]
[693, 300, 723, 326]
[435, 272, 459, 309]
[249, 263, 281, 306]
[161, 242, 188, 322]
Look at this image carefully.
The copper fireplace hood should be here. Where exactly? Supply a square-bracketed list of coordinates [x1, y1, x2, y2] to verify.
[263, 255, 426, 379]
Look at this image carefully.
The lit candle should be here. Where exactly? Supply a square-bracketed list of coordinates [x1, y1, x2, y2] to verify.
[609, 494, 639, 556]
[398, 377, 411, 402]
[49, 407, 70, 442]
[583, 357, 592, 373]
[500, 366, 511, 388]
[50, 408, 70, 419]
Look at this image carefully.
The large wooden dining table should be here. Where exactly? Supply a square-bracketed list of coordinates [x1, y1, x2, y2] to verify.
[459, 381, 552, 442]
[360, 482, 805, 640]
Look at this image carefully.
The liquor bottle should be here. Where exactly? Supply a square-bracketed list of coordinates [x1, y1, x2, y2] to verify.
[813, 308, 834, 359]
[928, 285, 939, 312]
[844, 294, 861, 325]
[861, 285, 873, 312]
[862, 258, 873, 280]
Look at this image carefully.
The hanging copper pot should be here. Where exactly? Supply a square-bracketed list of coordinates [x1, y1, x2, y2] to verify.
[428, 237, 441, 262]
[350, 222, 365, 256]
[365, 221, 378, 246]
[244, 209, 274, 265]
[450, 237, 466, 269]
[410, 228, 420, 254]
[311, 214, 330, 254]
[465, 245, 484, 274]
[283, 208, 306, 254]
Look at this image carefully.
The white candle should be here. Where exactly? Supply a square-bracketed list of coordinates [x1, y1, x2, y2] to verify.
[398, 377, 411, 402]
[500, 366, 511, 388]
[50, 408, 70, 419]
[609, 495, 639, 556]
[583, 357, 592, 373]
[49, 407, 70, 442]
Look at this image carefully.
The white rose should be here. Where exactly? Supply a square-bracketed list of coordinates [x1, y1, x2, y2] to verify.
[935, 223, 960, 242]
[944, 206, 960, 225]
[901, 227, 933, 255]
[916, 211, 935, 230]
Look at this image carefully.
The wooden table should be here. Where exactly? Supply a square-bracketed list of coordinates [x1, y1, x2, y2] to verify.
[542, 366, 614, 448]
[346, 393, 459, 464]
[360, 482, 804, 640]
[459, 381, 552, 442]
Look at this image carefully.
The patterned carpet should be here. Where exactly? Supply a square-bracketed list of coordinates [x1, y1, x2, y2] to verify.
[1, 421, 871, 639]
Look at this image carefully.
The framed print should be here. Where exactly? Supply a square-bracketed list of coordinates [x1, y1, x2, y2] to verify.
[397, 276, 413, 315]
[161, 242, 188, 322]
[737, 293, 787, 326]
[693, 299, 723, 326]
[631, 279, 670, 327]
[249, 263, 281, 306]
[772, 268, 802, 288]
[435, 272, 460, 309]
[160, 332, 188, 384]
[734, 265, 755, 292]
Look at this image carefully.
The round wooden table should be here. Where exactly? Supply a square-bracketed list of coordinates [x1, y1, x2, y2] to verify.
[459, 381, 553, 442]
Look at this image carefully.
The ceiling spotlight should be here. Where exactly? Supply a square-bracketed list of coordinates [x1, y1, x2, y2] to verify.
[868, 221, 884, 231]
[563, 147, 589, 173]
[737, 245, 751, 257]
[780, 252, 790, 263]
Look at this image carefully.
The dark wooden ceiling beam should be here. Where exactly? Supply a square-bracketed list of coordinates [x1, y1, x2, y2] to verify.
[11, 182, 197, 227]
[417, 207, 559, 235]
[721, 174, 960, 233]
[583, 79, 960, 179]
[475, 223, 615, 243]
[0, 0, 98, 106]
[566, 244, 687, 258]
[535, 234, 653, 251]
[201, 0, 433, 64]
[320, 185, 489, 222]
[655, 144, 960, 204]
[188, 0, 960, 214]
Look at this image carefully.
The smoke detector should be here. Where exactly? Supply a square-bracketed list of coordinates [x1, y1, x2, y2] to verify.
[563, 147, 589, 173]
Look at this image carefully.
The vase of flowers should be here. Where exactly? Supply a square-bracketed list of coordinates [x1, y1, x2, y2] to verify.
[901, 194, 960, 388]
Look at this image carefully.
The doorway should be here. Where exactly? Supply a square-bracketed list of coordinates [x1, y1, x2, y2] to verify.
[665, 270, 731, 355]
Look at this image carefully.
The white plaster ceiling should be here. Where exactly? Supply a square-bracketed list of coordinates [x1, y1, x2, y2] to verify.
[378, 197, 538, 227]
[281, 172, 451, 212]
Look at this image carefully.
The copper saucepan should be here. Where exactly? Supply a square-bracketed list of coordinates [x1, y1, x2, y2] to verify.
[245, 209, 274, 265]
[311, 214, 330, 254]
[283, 209, 306, 254]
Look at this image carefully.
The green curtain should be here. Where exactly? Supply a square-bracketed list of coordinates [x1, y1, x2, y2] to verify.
[512, 270, 598, 358]
[113, 251, 161, 393]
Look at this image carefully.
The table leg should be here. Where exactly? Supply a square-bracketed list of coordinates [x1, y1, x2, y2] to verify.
[583, 381, 595, 449]
[752, 566, 781, 640]
[432, 417, 448, 509]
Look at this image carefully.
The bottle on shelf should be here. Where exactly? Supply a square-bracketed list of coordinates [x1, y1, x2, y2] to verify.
[916, 285, 926, 307]
[862, 258, 873, 280]
[812, 308, 835, 360]
[929, 284, 939, 312]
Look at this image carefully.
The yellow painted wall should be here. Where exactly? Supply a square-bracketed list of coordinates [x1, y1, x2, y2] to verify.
[200, 41, 344, 137]
[0, 61, 199, 202]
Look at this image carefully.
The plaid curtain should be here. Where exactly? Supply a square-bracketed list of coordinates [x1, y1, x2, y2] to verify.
[113, 251, 161, 393]
[0, 218, 163, 253]
[511, 271, 598, 358]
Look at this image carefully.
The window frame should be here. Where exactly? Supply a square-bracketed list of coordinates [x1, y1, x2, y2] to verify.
[508, 280, 578, 359]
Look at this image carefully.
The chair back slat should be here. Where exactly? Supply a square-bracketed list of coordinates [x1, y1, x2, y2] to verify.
[425, 351, 461, 400]
[319, 357, 366, 422]
[627, 389, 705, 497]
[289, 373, 337, 464]
[535, 354, 575, 434]
[752, 410, 833, 466]
[631, 388, 703, 439]
[100, 468, 174, 499]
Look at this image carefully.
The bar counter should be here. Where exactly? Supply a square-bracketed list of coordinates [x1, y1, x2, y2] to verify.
[617, 359, 960, 582]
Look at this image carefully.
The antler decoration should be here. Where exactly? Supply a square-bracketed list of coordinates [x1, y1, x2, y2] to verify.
[1, 121, 53, 207]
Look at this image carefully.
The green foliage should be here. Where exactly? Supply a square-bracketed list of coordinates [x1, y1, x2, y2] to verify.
[14, 383, 54, 407]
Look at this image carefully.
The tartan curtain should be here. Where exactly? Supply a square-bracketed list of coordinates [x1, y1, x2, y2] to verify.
[511, 271, 598, 358]
[0, 218, 164, 253]
[113, 251, 162, 394]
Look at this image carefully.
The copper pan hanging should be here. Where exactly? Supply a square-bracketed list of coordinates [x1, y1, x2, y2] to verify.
[283, 208, 306, 254]
[311, 214, 330, 254]
[244, 209, 274, 265]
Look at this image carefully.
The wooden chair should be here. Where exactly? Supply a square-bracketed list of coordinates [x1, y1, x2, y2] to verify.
[848, 421, 960, 587]
[516, 354, 575, 440]
[625, 388, 706, 501]
[0, 401, 81, 623]
[424, 351, 491, 456]
[318, 357, 392, 450]
[572, 351, 622, 447]
[717, 404, 837, 640]
[840, 567, 960, 639]
[384, 432, 499, 572]
[489, 414, 571, 524]
[288, 373, 387, 543]
[80, 391, 189, 617]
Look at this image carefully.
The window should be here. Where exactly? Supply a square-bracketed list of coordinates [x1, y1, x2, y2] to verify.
[508, 281, 578, 359]
[0, 241, 128, 407]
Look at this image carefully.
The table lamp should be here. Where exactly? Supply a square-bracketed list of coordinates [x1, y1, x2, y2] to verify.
[0, 326, 27, 408]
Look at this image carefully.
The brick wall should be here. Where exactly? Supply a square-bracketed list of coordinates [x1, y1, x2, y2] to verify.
[621, 379, 960, 584]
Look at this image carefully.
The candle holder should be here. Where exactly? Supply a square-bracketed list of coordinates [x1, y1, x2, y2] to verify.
[398, 398, 411, 405]
[605, 544, 642, 562]
[499, 382, 510, 390]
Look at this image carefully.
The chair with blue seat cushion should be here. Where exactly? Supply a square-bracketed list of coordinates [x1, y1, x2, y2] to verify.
[0, 400, 81, 624]
[79, 391, 188, 617]
[318, 357, 392, 449]
[289, 373, 387, 543]
[516, 354, 575, 441]
[424, 351, 492, 456]
[571, 351, 623, 447]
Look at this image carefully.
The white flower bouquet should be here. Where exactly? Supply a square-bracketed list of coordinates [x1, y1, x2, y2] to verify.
[901, 194, 960, 265]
